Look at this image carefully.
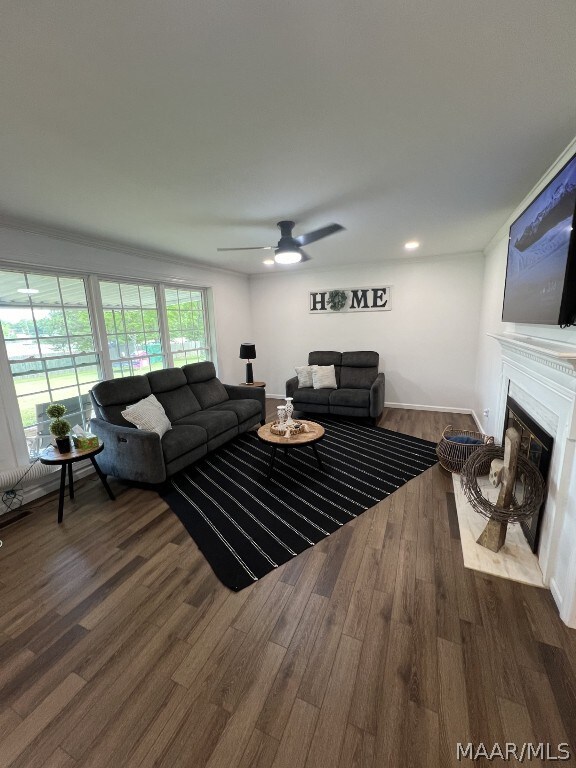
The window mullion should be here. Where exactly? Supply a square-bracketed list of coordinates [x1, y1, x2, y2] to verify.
[157, 285, 173, 368]
[87, 275, 113, 380]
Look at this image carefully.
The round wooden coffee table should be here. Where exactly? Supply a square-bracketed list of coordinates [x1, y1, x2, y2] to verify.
[257, 420, 325, 478]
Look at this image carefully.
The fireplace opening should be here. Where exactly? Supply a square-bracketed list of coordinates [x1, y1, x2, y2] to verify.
[503, 396, 553, 553]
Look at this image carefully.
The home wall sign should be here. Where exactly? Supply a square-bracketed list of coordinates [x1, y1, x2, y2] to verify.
[309, 287, 391, 313]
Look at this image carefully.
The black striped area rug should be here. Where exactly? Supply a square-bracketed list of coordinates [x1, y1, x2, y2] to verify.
[161, 418, 438, 590]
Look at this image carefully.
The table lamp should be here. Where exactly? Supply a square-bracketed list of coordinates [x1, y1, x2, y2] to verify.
[239, 343, 256, 384]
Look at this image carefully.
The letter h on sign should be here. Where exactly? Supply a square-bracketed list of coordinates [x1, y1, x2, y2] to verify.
[310, 292, 328, 311]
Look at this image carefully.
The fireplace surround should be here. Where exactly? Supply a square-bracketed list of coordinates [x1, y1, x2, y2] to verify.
[488, 333, 576, 628]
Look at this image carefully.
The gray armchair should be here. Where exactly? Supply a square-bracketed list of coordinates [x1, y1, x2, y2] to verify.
[286, 351, 385, 423]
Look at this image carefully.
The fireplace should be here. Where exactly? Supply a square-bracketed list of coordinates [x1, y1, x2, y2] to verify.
[503, 396, 553, 553]
[488, 332, 576, 628]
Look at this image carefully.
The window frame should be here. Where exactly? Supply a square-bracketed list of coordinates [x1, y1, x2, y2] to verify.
[0, 262, 214, 463]
[0, 268, 104, 458]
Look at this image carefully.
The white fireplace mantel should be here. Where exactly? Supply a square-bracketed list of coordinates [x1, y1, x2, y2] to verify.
[488, 332, 576, 628]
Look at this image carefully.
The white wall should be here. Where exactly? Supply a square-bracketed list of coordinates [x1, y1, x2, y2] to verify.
[475, 137, 576, 437]
[249, 254, 484, 411]
[0, 226, 252, 470]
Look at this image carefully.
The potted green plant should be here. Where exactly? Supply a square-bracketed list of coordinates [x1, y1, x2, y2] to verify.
[46, 403, 72, 453]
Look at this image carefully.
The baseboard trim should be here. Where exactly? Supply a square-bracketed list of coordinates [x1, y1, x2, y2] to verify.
[266, 395, 479, 419]
[0, 462, 96, 520]
[550, 577, 563, 610]
[470, 410, 485, 433]
[384, 402, 475, 415]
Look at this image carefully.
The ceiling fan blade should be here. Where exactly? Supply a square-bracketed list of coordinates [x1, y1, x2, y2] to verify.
[295, 223, 345, 246]
[216, 246, 273, 252]
[300, 250, 312, 262]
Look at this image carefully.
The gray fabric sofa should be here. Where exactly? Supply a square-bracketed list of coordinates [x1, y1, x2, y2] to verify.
[89, 361, 265, 484]
[286, 351, 385, 422]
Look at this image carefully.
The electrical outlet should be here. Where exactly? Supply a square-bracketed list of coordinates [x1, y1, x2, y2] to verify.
[483, 409, 489, 417]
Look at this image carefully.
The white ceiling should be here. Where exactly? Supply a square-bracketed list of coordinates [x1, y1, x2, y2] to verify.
[1, 0, 575, 274]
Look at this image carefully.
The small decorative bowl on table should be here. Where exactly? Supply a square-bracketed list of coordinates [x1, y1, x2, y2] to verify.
[269, 420, 307, 437]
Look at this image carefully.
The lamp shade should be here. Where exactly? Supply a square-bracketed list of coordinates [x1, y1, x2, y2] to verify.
[239, 343, 256, 360]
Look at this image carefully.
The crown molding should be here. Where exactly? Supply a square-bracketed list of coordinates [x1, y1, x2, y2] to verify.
[0, 216, 244, 278]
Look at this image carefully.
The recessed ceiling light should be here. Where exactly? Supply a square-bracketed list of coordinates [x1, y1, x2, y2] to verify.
[404, 241, 420, 251]
[17, 288, 39, 295]
[263, 258, 274, 266]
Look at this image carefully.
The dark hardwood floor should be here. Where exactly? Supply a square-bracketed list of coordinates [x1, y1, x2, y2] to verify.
[0, 404, 575, 767]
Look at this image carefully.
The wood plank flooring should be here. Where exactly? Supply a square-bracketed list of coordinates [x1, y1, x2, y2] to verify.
[1, 404, 575, 767]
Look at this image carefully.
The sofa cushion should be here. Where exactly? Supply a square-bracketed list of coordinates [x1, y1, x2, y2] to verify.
[147, 368, 202, 421]
[161, 425, 207, 463]
[293, 387, 331, 406]
[90, 376, 151, 426]
[339, 366, 378, 389]
[183, 361, 217, 383]
[341, 351, 379, 368]
[147, 367, 187, 393]
[189, 379, 230, 409]
[173, 409, 237, 439]
[295, 365, 314, 388]
[122, 394, 172, 437]
[308, 351, 342, 386]
[308, 351, 342, 367]
[329, 388, 370, 408]
[312, 365, 337, 389]
[207, 399, 261, 424]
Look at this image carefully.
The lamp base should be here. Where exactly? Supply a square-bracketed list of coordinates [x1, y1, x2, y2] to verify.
[245, 362, 254, 384]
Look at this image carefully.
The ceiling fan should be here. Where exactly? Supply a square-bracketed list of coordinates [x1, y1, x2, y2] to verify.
[217, 220, 345, 264]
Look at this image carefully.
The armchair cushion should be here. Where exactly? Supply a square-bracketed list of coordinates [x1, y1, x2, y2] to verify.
[329, 389, 370, 408]
[295, 365, 314, 388]
[293, 387, 332, 406]
[339, 366, 378, 389]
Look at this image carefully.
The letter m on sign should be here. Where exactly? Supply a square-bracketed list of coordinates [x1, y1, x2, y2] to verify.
[349, 289, 370, 309]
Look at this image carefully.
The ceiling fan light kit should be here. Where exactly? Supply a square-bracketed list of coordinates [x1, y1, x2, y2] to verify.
[217, 219, 345, 265]
[274, 248, 302, 264]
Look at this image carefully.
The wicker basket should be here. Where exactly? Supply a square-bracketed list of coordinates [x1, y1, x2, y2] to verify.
[435, 425, 494, 474]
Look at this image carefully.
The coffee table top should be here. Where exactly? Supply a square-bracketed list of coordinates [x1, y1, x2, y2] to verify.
[257, 420, 325, 446]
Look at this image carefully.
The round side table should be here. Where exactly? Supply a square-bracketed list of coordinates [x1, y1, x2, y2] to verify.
[39, 441, 115, 524]
[240, 381, 266, 388]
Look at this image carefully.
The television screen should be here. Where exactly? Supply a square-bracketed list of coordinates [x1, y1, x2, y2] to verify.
[502, 152, 576, 325]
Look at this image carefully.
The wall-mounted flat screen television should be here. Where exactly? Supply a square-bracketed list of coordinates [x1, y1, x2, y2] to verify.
[502, 151, 576, 326]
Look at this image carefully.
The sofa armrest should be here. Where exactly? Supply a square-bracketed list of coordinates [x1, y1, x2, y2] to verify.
[223, 384, 266, 423]
[89, 418, 166, 484]
[286, 376, 298, 398]
[369, 372, 386, 418]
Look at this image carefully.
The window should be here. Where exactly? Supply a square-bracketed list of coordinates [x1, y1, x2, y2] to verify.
[165, 287, 211, 366]
[0, 270, 102, 454]
[100, 281, 166, 377]
[0, 266, 213, 459]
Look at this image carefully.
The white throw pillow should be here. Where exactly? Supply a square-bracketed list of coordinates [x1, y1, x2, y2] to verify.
[121, 394, 172, 437]
[312, 364, 337, 390]
[295, 365, 314, 388]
